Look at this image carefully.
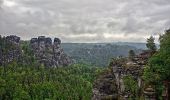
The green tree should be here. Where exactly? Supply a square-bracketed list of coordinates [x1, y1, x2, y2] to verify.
[146, 36, 157, 51]
[123, 75, 138, 98]
[143, 29, 170, 98]
[128, 50, 135, 60]
[148, 29, 170, 80]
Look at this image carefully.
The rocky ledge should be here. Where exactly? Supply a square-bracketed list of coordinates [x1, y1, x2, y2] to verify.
[92, 69, 118, 100]
[92, 50, 154, 100]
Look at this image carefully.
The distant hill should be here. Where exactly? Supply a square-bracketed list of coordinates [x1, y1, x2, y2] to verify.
[112, 42, 147, 49]
[112, 42, 159, 49]
[61, 43, 142, 67]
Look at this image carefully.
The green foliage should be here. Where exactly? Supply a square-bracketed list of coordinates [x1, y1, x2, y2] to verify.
[62, 43, 141, 67]
[123, 75, 139, 98]
[145, 30, 170, 81]
[146, 36, 157, 51]
[0, 62, 101, 100]
[0, 36, 105, 100]
[109, 57, 127, 69]
[128, 50, 135, 60]
[21, 40, 33, 56]
[143, 66, 158, 84]
[143, 29, 170, 98]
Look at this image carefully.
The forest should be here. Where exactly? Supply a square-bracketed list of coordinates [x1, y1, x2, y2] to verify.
[62, 43, 142, 67]
[0, 0, 170, 99]
[0, 62, 102, 100]
[0, 36, 103, 100]
[0, 29, 170, 100]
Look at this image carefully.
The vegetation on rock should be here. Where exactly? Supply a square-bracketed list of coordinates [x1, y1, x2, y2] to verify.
[123, 75, 139, 98]
[143, 29, 170, 98]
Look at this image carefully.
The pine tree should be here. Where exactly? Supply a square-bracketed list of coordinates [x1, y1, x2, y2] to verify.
[146, 36, 157, 51]
[128, 50, 135, 60]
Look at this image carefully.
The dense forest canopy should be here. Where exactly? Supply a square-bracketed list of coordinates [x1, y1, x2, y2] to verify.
[0, 62, 102, 100]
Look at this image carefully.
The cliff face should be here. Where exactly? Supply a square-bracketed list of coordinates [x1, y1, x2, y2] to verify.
[92, 69, 118, 100]
[112, 51, 152, 98]
[30, 36, 72, 67]
[92, 50, 153, 99]
[0, 35, 21, 66]
[0, 35, 72, 67]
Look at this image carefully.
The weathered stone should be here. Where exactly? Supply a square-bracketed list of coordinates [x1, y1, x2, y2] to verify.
[45, 37, 52, 45]
[92, 50, 153, 99]
[30, 38, 38, 44]
[112, 51, 153, 98]
[0, 35, 21, 65]
[92, 69, 118, 100]
[30, 36, 72, 67]
[54, 38, 61, 44]
[143, 85, 156, 99]
[38, 36, 46, 42]
[6, 35, 20, 44]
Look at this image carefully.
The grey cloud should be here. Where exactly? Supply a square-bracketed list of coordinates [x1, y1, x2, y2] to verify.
[0, 0, 3, 8]
[0, 0, 170, 42]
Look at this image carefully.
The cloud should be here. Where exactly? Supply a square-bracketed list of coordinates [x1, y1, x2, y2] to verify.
[0, 0, 3, 8]
[0, 0, 170, 43]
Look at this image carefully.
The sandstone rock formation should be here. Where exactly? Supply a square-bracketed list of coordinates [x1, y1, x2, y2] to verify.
[0, 35, 21, 66]
[30, 36, 72, 67]
[92, 69, 118, 100]
[111, 50, 153, 98]
[92, 50, 153, 99]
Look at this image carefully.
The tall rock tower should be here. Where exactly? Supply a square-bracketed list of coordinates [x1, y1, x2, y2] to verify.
[30, 36, 72, 67]
[0, 35, 21, 65]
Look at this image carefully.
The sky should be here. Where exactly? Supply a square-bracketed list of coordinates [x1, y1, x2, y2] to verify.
[0, 0, 170, 43]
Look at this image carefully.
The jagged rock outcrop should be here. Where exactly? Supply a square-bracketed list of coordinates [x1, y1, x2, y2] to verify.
[30, 36, 72, 67]
[92, 69, 118, 100]
[111, 50, 154, 99]
[92, 50, 153, 99]
[0, 35, 21, 65]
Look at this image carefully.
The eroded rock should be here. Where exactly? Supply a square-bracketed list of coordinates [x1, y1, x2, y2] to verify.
[0, 35, 21, 65]
[92, 69, 118, 100]
[30, 36, 72, 67]
[92, 50, 154, 100]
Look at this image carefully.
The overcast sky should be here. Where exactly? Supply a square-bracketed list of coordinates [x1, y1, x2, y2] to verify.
[0, 0, 170, 43]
